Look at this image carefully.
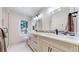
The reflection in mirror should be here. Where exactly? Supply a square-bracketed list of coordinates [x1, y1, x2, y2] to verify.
[31, 7, 79, 36]
[50, 7, 78, 36]
[50, 7, 70, 31]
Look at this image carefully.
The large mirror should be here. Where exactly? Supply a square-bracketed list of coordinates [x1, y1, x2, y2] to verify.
[32, 7, 79, 36]
[50, 7, 70, 31]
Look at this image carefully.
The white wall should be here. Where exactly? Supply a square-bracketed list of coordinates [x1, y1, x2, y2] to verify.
[51, 8, 70, 31]
[3, 8, 31, 45]
[0, 7, 2, 26]
[2, 8, 9, 47]
[30, 18, 36, 32]
[41, 10, 52, 30]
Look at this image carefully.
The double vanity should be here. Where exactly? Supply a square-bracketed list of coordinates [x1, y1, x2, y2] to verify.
[27, 7, 79, 52]
[27, 32, 79, 52]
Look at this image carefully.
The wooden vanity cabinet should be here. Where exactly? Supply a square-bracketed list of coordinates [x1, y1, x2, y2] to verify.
[27, 34, 40, 52]
[39, 37, 63, 52]
[39, 39, 50, 52]
[27, 34, 79, 52]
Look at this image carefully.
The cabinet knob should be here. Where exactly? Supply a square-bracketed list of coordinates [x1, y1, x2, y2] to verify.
[48, 47, 50, 52]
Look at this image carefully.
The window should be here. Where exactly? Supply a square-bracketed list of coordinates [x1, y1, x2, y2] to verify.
[20, 20, 28, 34]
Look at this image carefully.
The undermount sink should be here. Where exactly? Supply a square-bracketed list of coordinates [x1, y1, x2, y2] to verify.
[44, 32, 79, 41]
[44, 31, 76, 38]
[36, 30, 75, 37]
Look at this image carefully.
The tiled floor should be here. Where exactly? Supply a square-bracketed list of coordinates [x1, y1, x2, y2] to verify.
[7, 40, 32, 52]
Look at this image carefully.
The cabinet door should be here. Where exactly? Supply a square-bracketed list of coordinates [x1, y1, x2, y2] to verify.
[29, 35, 40, 52]
[39, 36, 52, 52]
[41, 42, 49, 52]
[32, 39, 40, 52]
[39, 39, 50, 52]
[49, 45, 64, 52]
[39, 36, 64, 52]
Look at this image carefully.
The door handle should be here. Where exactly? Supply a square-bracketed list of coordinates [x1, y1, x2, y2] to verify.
[48, 47, 50, 52]
[50, 48, 52, 52]
[48, 47, 52, 52]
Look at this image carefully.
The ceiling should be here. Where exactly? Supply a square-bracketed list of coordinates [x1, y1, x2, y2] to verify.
[7, 7, 46, 17]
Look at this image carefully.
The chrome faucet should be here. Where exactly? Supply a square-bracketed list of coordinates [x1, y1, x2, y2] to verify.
[56, 29, 58, 35]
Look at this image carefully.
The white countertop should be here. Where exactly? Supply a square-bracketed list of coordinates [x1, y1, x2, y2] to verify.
[30, 32, 79, 45]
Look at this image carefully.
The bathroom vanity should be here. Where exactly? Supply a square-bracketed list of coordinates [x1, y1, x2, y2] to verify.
[27, 32, 79, 52]
[28, 7, 79, 52]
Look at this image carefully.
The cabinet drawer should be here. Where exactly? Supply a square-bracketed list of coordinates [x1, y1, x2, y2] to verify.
[50, 45, 64, 52]
[50, 40, 78, 52]
[33, 38, 39, 44]
[40, 36, 78, 52]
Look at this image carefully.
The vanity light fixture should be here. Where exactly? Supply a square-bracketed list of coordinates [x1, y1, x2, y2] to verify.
[38, 14, 42, 19]
[48, 7, 60, 13]
[57, 8, 61, 11]
[34, 16, 39, 21]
